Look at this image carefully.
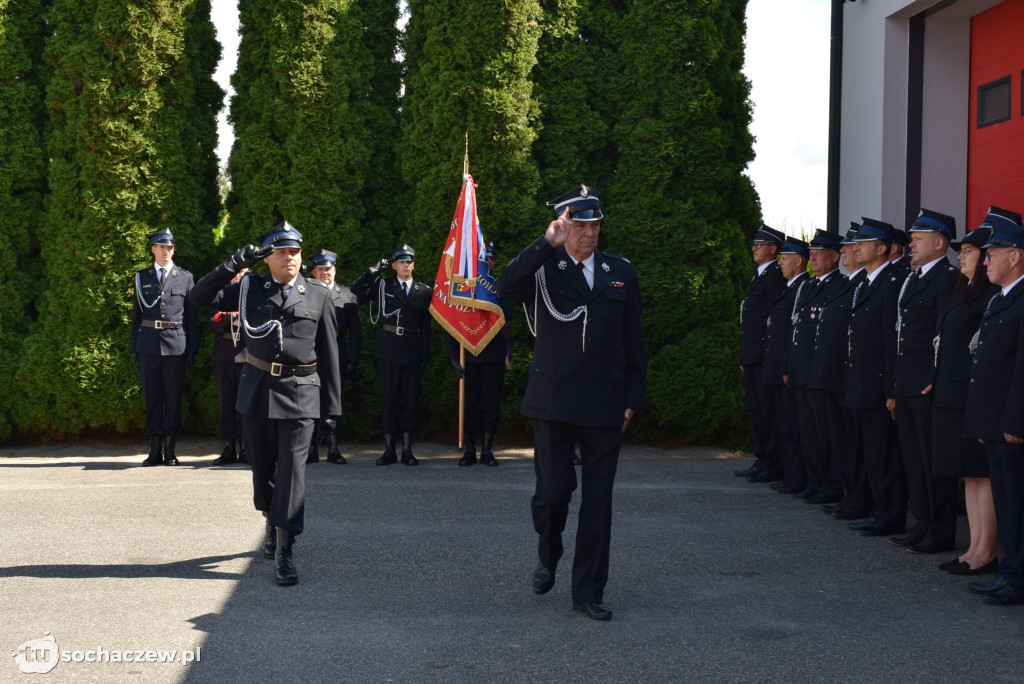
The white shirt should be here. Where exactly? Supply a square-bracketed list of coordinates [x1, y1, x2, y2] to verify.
[570, 254, 596, 289]
[154, 260, 175, 282]
[1002, 273, 1024, 296]
[865, 260, 890, 284]
[917, 256, 946, 277]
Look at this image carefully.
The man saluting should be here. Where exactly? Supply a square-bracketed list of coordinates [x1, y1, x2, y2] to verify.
[497, 185, 646, 621]
[191, 222, 341, 586]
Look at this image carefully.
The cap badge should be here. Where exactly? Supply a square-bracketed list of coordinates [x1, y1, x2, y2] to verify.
[581, 186, 589, 198]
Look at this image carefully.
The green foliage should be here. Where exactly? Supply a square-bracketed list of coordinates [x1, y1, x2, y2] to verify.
[0, 0, 49, 440]
[605, 0, 759, 443]
[15, 0, 223, 438]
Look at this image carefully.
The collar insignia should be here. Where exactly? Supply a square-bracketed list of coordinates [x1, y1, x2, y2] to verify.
[601, 262, 610, 272]
[558, 260, 567, 271]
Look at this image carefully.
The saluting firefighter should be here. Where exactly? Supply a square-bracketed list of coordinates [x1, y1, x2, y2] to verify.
[306, 249, 362, 465]
[209, 267, 249, 466]
[190, 222, 341, 587]
[497, 185, 646, 621]
[445, 242, 515, 467]
[351, 244, 432, 466]
[131, 228, 198, 467]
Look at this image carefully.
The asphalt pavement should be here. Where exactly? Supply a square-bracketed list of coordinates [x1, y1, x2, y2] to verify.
[1, 438, 1022, 683]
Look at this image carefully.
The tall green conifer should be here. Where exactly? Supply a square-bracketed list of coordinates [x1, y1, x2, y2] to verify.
[0, 0, 49, 441]
[610, 0, 760, 442]
[16, 0, 223, 437]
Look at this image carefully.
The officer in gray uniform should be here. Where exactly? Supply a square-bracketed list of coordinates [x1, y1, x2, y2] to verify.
[497, 185, 646, 621]
[131, 228, 198, 466]
[351, 244, 432, 466]
[190, 222, 341, 587]
[306, 249, 362, 464]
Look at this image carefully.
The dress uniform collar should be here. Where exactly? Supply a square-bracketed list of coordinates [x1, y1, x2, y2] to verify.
[1001, 272, 1024, 297]
[916, 256, 947, 278]
[153, 260, 175, 273]
[865, 260, 890, 284]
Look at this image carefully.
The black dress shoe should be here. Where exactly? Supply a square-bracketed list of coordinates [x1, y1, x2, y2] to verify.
[949, 558, 999, 576]
[573, 602, 613, 621]
[860, 523, 905, 537]
[326, 450, 346, 464]
[888, 533, 924, 548]
[733, 464, 760, 478]
[533, 564, 555, 595]
[937, 557, 963, 571]
[834, 509, 870, 521]
[480, 450, 499, 467]
[846, 518, 877, 530]
[400, 450, 419, 466]
[770, 481, 794, 493]
[821, 503, 844, 513]
[968, 576, 1007, 595]
[907, 539, 955, 554]
[792, 488, 816, 499]
[808, 491, 843, 505]
[748, 471, 782, 483]
[261, 517, 275, 559]
[458, 448, 477, 467]
[212, 443, 238, 466]
[982, 585, 1024, 606]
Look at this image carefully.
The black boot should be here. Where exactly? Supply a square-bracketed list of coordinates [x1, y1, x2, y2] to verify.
[142, 435, 163, 466]
[212, 441, 237, 466]
[261, 513, 275, 559]
[458, 434, 477, 466]
[480, 432, 498, 467]
[164, 436, 179, 466]
[400, 432, 418, 466]
[306, 419, 321, 464]
[274, 527, 298, 586]
[327, 420, 346, 464]
[376, 433, 397, 466]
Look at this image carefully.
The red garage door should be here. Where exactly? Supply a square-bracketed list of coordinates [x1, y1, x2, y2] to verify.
[968, 0, 1024, 228]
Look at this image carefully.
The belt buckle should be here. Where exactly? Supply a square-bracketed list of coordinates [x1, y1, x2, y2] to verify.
[395, 326, 404, 336]
[270, 362, 283, 377]
[155, 320, 166, 330]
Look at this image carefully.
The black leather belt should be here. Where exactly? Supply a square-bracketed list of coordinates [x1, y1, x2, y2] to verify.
[141, 320, 183, 330]
[246, 354, 317, 378]
[381, 324, 419, 337]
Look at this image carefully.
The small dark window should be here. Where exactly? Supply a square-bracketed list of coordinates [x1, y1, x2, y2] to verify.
[978, 75, 1011, 128]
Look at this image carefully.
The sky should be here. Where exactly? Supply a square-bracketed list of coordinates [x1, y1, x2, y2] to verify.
[209, 0, 830, 235]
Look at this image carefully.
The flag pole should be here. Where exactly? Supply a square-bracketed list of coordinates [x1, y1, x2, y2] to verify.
[458, 132, 469, 450]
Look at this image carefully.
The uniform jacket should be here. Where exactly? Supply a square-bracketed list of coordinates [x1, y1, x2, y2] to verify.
[761, 272, 810, 385]
[806, 270, 862, 394]
[964, 283, 1024, 441]
[131, 264, 198, 356]
[317, 281, 362, 366]
[351, 272, 431, 366]
[932, 283, 996, 409]
[209, 311, 247, 364]
[496, 235, 646, 427]
[786, 269, 845, 387]
[844, 263, 900, 409]
[892, 259, 959, 396]
[190, 264, 341, 420]
[890, 256, 913, 280]
[739, 261, 787, 366]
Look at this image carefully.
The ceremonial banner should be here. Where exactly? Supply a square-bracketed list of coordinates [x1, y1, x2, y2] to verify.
[429, 174, 505, 356]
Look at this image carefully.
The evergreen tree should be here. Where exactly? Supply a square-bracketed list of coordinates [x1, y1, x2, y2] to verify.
[16, 0, 223, 438]
[400, 0, 542, 253]
[0, 0, 50, 441]
[609, 0, 760, 443]
[226, 0, 396, 265]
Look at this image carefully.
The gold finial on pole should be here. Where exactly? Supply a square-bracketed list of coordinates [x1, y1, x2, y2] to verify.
[463, 131, 469, 176]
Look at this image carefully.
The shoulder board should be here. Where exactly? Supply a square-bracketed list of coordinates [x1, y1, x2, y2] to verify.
[176, 267, 192, 275]
[602, 252, 632, 264]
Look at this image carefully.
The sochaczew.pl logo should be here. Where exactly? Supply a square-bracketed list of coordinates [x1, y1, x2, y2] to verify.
[11, 633, 201, 674]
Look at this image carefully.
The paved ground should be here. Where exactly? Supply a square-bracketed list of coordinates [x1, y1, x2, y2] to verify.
[1, 438, 1022, 683]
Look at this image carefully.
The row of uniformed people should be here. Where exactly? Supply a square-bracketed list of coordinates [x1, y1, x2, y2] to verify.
[736, 206, 1024, 606]
[132, 231, 509, 470]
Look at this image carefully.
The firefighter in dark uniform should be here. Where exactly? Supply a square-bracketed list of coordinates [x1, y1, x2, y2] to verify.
[131, 228, 198, 466]
[209, 267, 248, 466]
[306, 249, 362, 464]
[890, 229, 913, 278]
[734, 224, 787, 481]
[787, 228, 846, 503]
[497, 185, 646, 621]
[761, 236, 811, 495]
[446, 242, 515, 467]
[844, 218, 906, 537]
[190, 222, 341, 587]
[964, 208, 1024, 606]
[351, 244, 432, 466]
[888, 209, 960, 553]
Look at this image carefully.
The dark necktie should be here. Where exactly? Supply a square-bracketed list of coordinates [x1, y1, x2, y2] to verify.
[158, 267, 166, 284]
[402, 281, 409, 296]
[577, 261, 592, 289]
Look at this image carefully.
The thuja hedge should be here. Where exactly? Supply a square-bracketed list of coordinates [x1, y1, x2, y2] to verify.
[2, 0, 759, 448]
